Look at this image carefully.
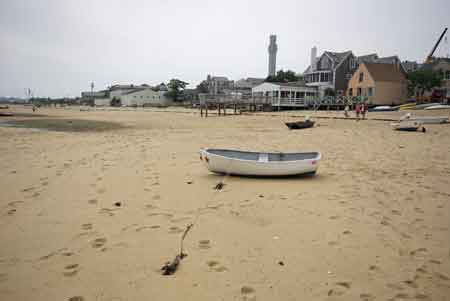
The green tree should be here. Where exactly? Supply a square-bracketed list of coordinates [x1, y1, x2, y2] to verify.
[407, 69, 443, 97]
[324, 88, 336, 97]
[266, 69, 299, 83]
[166, 79, 189, 101]
[196, 80, 209, 93]
[110, 97, 121, 107]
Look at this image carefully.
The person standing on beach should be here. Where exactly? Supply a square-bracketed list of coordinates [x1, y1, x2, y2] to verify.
[355, 103, 361, 120]
[344, 105, 349, 118]
[361, 102, 366, 119]
[363, 102, 369, 119]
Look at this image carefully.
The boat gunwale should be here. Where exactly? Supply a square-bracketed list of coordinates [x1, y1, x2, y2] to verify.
[201, 148, 321, 164]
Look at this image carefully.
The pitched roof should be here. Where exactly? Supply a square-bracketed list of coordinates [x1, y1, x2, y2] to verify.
[357, 53, 378, 63]
[375, 56, 400, 64]
[122, 88, 148, 95]
[324, 51, 352, 64]
[364, 63, 406, 82]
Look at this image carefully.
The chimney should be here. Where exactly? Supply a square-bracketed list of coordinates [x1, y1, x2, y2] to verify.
[311, 46, 317, 71]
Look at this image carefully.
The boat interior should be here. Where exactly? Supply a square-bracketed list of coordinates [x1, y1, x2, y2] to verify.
[206, 149, 319, 162]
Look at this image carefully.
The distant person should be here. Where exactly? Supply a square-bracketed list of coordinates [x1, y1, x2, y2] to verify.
[361, 102, 367, 119]
[355, 103, 361, 120]
[364, 102, 369, 119]
[32, 105, 36, 112]
[344, 105, 349, 118]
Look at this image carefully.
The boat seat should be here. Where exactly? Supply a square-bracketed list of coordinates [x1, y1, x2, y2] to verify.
[258, 153, 269, 162]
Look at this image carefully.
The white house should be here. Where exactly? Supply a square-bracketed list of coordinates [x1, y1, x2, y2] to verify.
[94, 97, 111, 106]
[252, 82, 318, 108]
[121, 88, 171, 107]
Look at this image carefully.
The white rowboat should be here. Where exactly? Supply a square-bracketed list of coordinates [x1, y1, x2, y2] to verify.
[400, 113, 448, 124]
[391, 120, 424, 132]
[200, 149, 321, 176]
[424, 105, 450, 110]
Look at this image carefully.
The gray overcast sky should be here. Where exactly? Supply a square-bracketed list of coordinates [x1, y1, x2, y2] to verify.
[1, 0, 449, 98]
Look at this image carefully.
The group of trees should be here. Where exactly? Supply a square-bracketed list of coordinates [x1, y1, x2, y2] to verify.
[407, 69, 443, 97]
[265, 69, 300, 83]
[165, 79, 189, 102]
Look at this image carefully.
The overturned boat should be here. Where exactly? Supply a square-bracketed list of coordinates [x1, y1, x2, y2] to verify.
[285, 120, 315, 130]
[400, 113, 448, 124]
[200, 149, 321, 176]
[369, 105, 397, 112]
[424, 104, 450, 110]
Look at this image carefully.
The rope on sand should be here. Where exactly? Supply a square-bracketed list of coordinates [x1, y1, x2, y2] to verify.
[161, 171, 230, 276]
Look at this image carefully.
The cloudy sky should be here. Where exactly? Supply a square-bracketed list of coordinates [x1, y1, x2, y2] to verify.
[1, 0, 449, 98]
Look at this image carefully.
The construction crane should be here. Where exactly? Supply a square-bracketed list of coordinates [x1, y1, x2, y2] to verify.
[425, 27, 448, 64]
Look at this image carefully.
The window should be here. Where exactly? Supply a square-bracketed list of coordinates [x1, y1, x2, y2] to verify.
[350, 58, 356, 69]
[348, 88, 353, 96]
[346, 73, 352, 80]
[357, 88, 362, 96]
[359, 72, 364, 82]
[368, 87, 373, 96]
[446, 70, 450, 80]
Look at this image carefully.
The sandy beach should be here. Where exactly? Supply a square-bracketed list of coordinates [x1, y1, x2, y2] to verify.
[1, 105, 449, 301]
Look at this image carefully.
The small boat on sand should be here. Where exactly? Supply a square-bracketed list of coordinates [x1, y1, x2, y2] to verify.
[391, 120, 425, 132]
[369, 105, 398, 112]
[424, 104, 450, 110]
[400, 113, 448, 124]
[398, 103, 417, 110]
[410, 103, 441, 110]
[285, 120, 315, 130]
[200, 149, 321, 176]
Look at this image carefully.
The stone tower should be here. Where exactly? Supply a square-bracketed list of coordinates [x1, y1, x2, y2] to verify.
[268, 35, 277, 77]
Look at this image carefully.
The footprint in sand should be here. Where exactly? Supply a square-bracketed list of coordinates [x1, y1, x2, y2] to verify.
[360, 293, 375, 301]
[391, 209, 401, 216]
[91, 238, 107, 248]
[414, 207, 425, 214]
[369, 265, 380, 272]
[410, 247, 427, 256]
[21, 187, 35, 192]
[241, 286, 256, 301]
[206, 260, 228, 272]
[99, 208, 115, 216]
[328, 282, 351, 296]
[403, 279, 418, 288]
[81, 223, 93, 231]
[136, 225, 160, 232]
[63, 264, 79, 277]
[97, 188, 106, 194]
[0, 273, 8, 283]
[68, 296, 84, 301]
[168, 226, 184, 234]
[434, 272, 450, 281]
[198, 240, 211, 249]
[88, 199, 98, 205]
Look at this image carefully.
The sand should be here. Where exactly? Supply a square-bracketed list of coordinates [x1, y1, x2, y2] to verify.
[0, 105, 449, 301]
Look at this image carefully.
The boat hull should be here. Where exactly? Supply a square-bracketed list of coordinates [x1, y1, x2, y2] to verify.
[392, 120, 422, 131]
[285, 121, 315, 130]
[425, 105, 450, 110]
[200, 149, 320, 176]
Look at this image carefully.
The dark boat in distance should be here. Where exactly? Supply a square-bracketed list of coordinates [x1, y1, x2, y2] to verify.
[285, 120, 315, 130]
